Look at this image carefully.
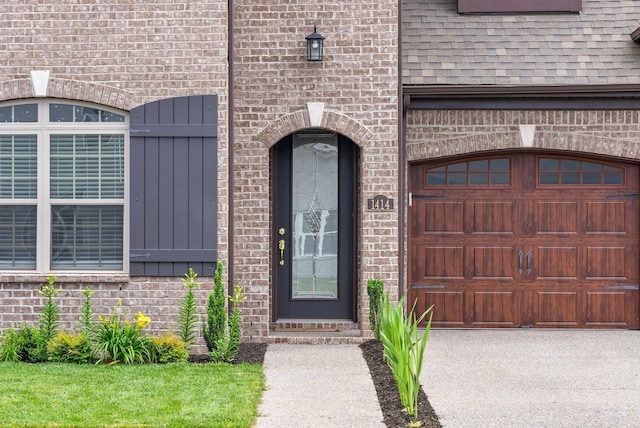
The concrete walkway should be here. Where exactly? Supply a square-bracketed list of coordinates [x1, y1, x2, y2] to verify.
[255, 331, 640, 427]
[256, 344, 385, 428]
[422, 330, 640, 428]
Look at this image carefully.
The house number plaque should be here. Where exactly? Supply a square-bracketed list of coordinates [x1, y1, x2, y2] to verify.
[367, 195, 394, 211]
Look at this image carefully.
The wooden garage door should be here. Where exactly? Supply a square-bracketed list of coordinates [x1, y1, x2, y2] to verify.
[409, 153, 640, 328]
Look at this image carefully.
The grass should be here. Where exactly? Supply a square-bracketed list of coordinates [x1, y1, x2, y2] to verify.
[0, 362, 265, 427]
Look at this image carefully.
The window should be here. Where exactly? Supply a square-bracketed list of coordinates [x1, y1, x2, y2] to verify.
[458, 0, 581, 13]
[538, 158, 624, 186]
[0, 101, 127, 271]
[426, 158, 510, 187]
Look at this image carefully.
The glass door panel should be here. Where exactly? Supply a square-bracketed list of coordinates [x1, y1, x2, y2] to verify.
[291, 134, 338, 299]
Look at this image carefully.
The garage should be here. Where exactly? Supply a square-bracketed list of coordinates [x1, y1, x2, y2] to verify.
[409, 153, 640, 328]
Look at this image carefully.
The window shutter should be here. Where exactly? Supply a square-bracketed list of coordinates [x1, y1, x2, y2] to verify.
[129, 95, 218, 276]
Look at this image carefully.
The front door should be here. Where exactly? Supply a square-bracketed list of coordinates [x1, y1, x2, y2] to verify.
[273, 132, 357, 319]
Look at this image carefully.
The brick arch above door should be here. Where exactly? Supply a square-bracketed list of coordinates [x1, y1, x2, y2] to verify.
[0, 76, 134, 110]
[405, 109, 640, 163]
[256, 108, 373, 149]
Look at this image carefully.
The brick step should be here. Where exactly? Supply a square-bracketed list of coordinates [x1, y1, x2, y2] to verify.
[268, 319, 364, 344]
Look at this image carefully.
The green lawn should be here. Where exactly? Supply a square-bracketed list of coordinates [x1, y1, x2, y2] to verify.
[0, 362, 264, 428]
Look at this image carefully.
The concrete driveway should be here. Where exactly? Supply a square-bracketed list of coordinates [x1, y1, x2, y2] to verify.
[421, 330, 640, 428]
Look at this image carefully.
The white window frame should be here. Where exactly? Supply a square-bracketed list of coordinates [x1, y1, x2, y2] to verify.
[0, 99, 129, 274]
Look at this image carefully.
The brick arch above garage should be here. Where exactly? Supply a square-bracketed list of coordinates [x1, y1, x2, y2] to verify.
[0, 77, 135, 110]
[256, 107, 374, 149]
[405, 109, 640, 162]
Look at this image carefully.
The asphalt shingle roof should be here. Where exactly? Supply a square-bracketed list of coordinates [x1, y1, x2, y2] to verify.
[402, 0, 640, 86]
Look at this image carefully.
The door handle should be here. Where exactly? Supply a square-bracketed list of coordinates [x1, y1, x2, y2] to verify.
[527, 251, 532, 274]
[518, 250, 523, 274]
[278, 239, 285, 266]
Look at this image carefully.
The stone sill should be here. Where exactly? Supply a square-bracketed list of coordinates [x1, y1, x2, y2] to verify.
[0, 273, 130, 284]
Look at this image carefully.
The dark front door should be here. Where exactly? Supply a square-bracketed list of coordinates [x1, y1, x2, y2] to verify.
[273, 132, 357, 319]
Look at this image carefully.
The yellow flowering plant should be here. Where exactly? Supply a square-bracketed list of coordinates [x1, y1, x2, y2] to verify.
[94, 301, 154, 365]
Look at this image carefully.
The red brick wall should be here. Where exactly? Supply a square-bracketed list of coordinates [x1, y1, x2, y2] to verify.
[0, 275, 215, 354]
[406, 110, 640, 161]
[0, 2, 230, 347]
[0, 0, 401, 342]
[232, 0, 400, 337]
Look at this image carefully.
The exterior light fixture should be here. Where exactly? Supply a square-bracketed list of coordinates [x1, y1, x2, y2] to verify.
[631, 27, 640, 44]
[305, 25, 325, 61]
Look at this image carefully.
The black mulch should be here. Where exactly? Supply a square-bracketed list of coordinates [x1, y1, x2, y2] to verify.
[360, 339, 442, 428]
[189, 340, 441, 428]
[187, 342, 267, 364]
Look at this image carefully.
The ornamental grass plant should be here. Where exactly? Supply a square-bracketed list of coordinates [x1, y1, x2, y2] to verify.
[378, 292, 433, 420]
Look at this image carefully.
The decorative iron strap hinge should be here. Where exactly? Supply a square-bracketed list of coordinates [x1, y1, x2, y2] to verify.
[408, 193, 444, 206]
[604, 285, 639, 290]
[605, 193, 639, 199]
[411, 284, 445, 289]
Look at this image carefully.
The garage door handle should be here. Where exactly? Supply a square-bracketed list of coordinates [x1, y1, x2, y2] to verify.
[518, 250, 523, 273]
[527, 251, 532, 274]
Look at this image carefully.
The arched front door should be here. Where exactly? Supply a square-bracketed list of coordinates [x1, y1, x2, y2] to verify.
[409, 152, 640, 329]
[273, 132, 357, 320]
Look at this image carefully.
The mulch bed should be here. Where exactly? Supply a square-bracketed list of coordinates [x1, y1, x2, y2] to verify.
[190, 340, 441, 428]
[188, 342, 267, 364]
[360, 339, 441, 428]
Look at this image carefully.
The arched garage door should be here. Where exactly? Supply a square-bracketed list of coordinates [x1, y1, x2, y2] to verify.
[409, 153, 640, 329]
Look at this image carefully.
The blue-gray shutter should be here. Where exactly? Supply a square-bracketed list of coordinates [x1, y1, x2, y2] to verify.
[129, 95, 218, 276]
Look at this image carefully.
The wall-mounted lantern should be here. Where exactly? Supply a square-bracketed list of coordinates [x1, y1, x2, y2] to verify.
[305, 26, 325, 61]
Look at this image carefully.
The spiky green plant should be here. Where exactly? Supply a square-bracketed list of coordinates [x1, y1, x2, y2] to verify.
[177, 267, 201, 347]
[211, 286, 246, 363]
[80, 286, 96, 337]
[203, 261, 226, 353]
[378, 292, 433, 420]
[37, 275, 61, 361]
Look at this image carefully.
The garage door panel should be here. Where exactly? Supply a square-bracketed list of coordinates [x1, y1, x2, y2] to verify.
[535, 291, 579, 326]
[417, 290, 466, 326]
[586, 246, 628, 279]
[585, 201, 628, 234]
[418, 201, 464, 234]
[472, 291, 516, 326]
[472, 201, 515, 233]
[473, 246, 515, 279]
[585, 291, 628, 326]
[414, 245, 464, 279]
[535, 201, 578, 234]
[536, 246, 578, 279]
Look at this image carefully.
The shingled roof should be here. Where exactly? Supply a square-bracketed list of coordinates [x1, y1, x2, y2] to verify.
[403, 0, 640, 86]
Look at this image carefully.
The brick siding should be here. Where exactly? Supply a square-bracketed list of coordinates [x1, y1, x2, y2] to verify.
[406, 110, 640, 161]
[0, 2, 230, 346]
[232, 0, 400, 337]
[0, 275, 214, 354]
[0, 0, 400, 342]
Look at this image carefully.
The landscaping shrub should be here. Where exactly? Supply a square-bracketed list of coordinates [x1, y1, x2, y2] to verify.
[0, 326, 46, 363]
[94, 304, 154, 364]
[378, 292, 433, 420]
[47, 331, 93, 364]
[203, 261, 227, 353]
[210, 285, 246, 363]
[367, 278, 384, 340]
[151, 333, 189, 363]
[177, 267, 201, 348]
